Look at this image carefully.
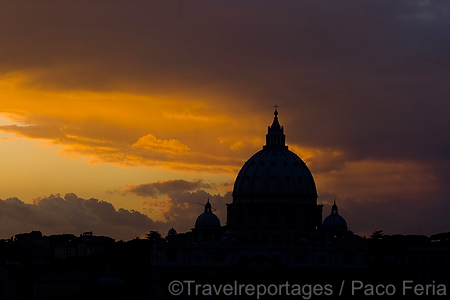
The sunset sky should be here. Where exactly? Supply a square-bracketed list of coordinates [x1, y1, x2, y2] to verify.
[1, 1, 449, 240]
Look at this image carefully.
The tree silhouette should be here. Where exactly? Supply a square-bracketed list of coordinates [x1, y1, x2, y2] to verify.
[146, 231, 161, 246]
[369, 230, 384, 240]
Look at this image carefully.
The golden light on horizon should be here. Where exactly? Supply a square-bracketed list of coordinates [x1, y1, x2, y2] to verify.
[1, 0, 449, 239]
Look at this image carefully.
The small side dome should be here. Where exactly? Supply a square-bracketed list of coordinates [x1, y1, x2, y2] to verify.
[195, 199, 221, 228]
[322, 201, 347, 230]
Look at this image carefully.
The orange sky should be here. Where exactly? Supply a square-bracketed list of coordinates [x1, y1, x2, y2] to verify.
[1, 1, 449, 240]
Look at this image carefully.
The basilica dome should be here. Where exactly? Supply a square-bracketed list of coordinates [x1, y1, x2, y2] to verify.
[233, 109, 317, 202]
[195, 200, 221, 228]
[322, 202, 347, 230]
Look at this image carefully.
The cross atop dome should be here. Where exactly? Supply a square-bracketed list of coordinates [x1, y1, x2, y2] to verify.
[265, 106, 286, 149]
[195, 198, 220, 229]
[331, 200, 339, 215]
[204, 199, 212, 213]
[322, 201, 348, 230]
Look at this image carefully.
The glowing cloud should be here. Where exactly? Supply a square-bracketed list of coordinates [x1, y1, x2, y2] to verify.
[0, 1, 449, 236]
[132, 134, 190, 154]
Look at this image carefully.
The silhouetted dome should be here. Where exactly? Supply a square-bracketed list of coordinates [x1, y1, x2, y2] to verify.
[322, 202, 347, 230]
[195, 200, 221, 228]
[233, 109, 317, 202]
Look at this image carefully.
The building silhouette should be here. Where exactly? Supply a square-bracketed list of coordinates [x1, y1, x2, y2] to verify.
[2, 110, 449, 299]
[227, 108, 323, 246]
[151, 109, 367, 298]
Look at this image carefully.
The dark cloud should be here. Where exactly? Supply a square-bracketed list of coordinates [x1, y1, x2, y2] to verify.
[1, 0, 449, 166]
[124, 179, 212, 198]
[1, 1, 449, 235]
[321, 193, 450, 238]
[316, 160, 450, 236]
[123, 179, 231, 232]
[303, 149, 347, 174]
[162, 190, 232, 233]
[0, 193, 165, 240]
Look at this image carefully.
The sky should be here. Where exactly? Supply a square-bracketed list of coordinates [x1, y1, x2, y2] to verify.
[0, 0, 449, 240]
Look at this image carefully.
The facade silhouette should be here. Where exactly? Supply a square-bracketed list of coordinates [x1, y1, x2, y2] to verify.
[151, 109, 367, 298]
